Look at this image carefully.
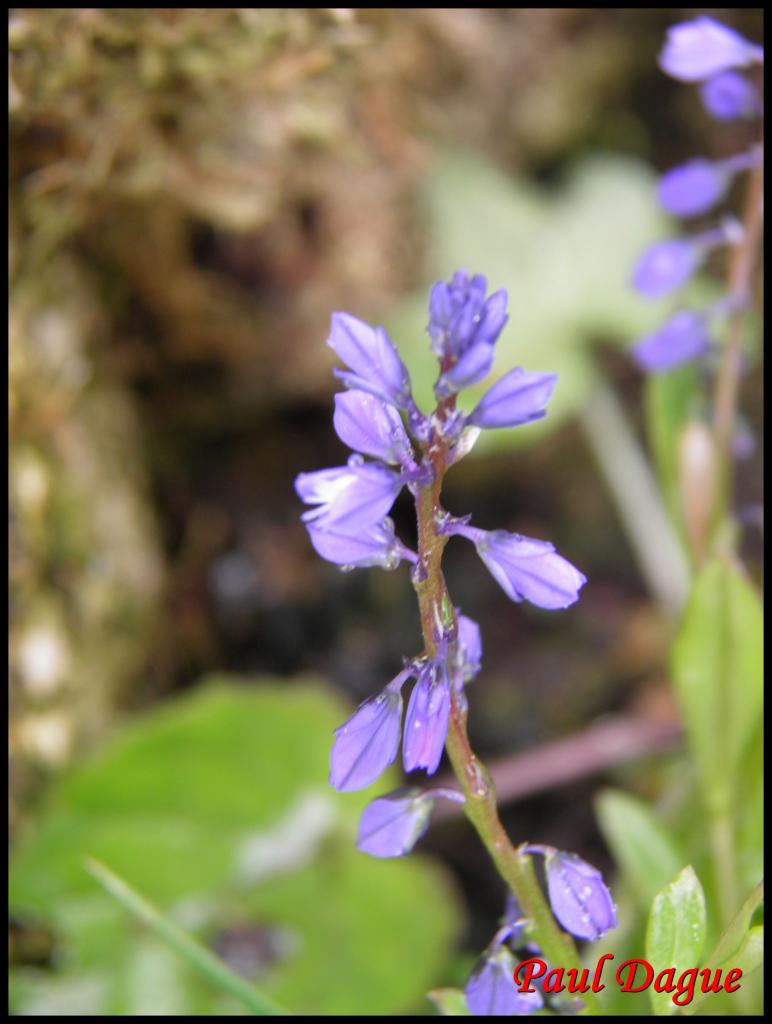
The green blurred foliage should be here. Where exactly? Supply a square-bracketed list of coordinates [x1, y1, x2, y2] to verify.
[10, 681, 462, 1015]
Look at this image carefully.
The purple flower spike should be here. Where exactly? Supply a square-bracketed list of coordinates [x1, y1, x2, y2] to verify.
[306, 517, 415, 570]
[430, 271, 509, 397]
[468, 368, 558, 429]
[659, 17, 763, 83]
[456, 614, 482, 682]
[329, 672, 410, 792]
[657, 159, 729, 218]
[356, 788, 433, 858]
[633, 309, 711, 373]
[701, 70, 759, 120]
[448, 523, 587, 610]
[466, 946, 543, 1017]
[545, 851, 618, 941]
[632, 239, 700, 298]
[328, 312, 413, 409]
[403, 662, 451, 775]
[296, 461, 403, 534]
[333, 391, 412, 465]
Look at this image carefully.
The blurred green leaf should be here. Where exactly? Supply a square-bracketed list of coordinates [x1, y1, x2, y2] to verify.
[645, 866, 707, 1016]
[10, 679, 462, 1015]
[671, 561, 763, 815]
[595, 789, 682, 908]
[388, 150, 680, 449]
[644, 365, 702, 533]
[427, 987, 471, 1015]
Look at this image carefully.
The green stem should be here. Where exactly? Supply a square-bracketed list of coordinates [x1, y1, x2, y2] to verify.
[85, 858, 288, 1016]
[412, 449, 601, 1013]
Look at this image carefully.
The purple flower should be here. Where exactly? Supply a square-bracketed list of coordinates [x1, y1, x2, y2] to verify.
[329, 672, 410, 791]
[328, 312, 413, 409]
[356, 788, 433, 858]
[333, 390, 413, 465]
[466, 946, 544, 1016]
[296, 460, 403, 534]
[467, 368, 558, 429]
[632, 239, 701, 298]
[633, 309, 711, 373]
[545, 851, 618, 941]
[403, 660, 451, 775]
[700, 70, 759, 120]
[429, 271, 509, 397]
[305, 517, 416, 570]
[659, 17, 763, 83]
[456, 613, 482, 682]
[446, 523, 587, 610]
[657, 159, 729, 218]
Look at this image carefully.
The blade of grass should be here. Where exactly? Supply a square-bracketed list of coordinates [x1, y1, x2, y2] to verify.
[85, 857, 288, 1016]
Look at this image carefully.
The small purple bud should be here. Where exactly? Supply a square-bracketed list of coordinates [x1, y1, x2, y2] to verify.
[403, 662, 451, 775]
[465, 946, 543, 1017]
[328, 312, 413, 409]
[545, 851, 618, 941]
[332, 391, 412, 465]
[437, 339, 496, 396]
[657, 159, 730, 218]
[632, 239, 700, 298]
[467, 368, 558, 429]
[700, 70, 759, 120]
[296, 461, 403, 534]
[456, 613, 482, 681]
[633, 309, 711, 373]
[659, 17, 763, 83]
[305, 517, 414, 570]
[329, 673, 409, 791]
[356, 788, 433, 858]
[448, 523, 587, 610]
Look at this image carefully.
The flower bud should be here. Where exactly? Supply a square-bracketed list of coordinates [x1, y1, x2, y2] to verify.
[545, 851, 617, 941]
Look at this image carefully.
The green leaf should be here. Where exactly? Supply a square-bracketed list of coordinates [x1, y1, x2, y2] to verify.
[595, 789, 682, 908]
[10, 679, 462, 1015]
[644, 365, 701, 532]
[645, 866, 707, 1016]
[671, 560, 763, 814]
[427, 987, 471, 1015]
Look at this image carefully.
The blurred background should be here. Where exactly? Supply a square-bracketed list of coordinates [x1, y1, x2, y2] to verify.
[9, 8, 763, 1015]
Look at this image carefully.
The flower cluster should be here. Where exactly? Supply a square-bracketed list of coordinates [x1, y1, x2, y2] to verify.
[631, 17, 763, 373]
[296, 271, 611, 1015]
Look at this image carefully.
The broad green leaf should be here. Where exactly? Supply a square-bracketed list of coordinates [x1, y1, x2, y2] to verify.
[671, 561, 763, 815]
[427, 987, 471, 1015]
[10, 679, 462, 1015]
[644, 365, 701, 532]
[595, 789, 682, 908]
[645, 866, 707, 1016]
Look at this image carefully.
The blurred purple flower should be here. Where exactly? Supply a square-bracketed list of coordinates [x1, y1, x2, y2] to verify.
[456, 613, 482, 682]
[700, 70, 759, 120]
[430, 271, 509, 397]
[305, 517, 416, 570]
[333, 390, 413, 465]
[466, 946, 544, 1016]
[403, 660, 451, 775]
[467, 367, 558, 429]
[296, 461, 403, 534]
[329, 671, 410, 791]
[545, 851, 618, 941]
[657, 159, 730, 218]
[659, 17, 763, 82]
[328, 312, 413, 409]
[446, 522, 587, 610]
[633, 309, 711, 373]
[632, 239, 701, 297]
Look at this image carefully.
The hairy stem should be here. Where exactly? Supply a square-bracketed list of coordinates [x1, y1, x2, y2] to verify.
[412, 446, 600, 1012]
